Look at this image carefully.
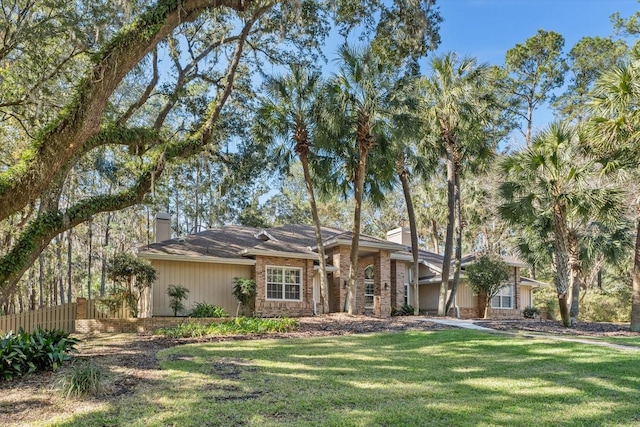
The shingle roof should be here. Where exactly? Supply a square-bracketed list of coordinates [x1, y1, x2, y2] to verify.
[138, 224, 397, 260]
[138, 223, 529, 272]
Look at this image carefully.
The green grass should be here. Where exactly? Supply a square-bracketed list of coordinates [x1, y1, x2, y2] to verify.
[52, 330, 640, 426]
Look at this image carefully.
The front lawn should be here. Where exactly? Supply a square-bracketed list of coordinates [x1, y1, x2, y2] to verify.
[54, 330, 640, 426]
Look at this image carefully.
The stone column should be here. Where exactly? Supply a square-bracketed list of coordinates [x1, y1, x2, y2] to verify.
[373, 250, 391, 317]
[76, 297, 88, 319]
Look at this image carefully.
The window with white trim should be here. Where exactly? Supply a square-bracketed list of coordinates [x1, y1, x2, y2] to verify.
[364, 265, 374, 309]
[491, 283, 513, 309]
[266, 266, 302, 301]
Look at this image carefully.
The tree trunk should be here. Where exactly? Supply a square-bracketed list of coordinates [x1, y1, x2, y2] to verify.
[346, 136, 372, 315]
[55, 235, 65, 304]
[445, 163, 462, 315]
[100, 211, 111, 297]
[526, 102, 533, 148]
[630, 217, 640, 332]
[67, 228, 73, 303]
[300, 152, 330, 314]
[399, 168, 420, 315]
[431, 219, 439, 254]
[38, 255, 44, 308]
[551, 200, 570, 327]
[567, 232, 581, 327]
[87, 221, 92, 300]
[439, 142, 456, 316]
[28, 266, 36, 310]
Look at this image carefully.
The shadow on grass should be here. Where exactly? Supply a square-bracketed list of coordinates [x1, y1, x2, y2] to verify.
[54, 330, 640, 427]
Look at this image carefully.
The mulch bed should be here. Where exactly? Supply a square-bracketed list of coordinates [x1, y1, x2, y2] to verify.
[479, 319, 637, 336]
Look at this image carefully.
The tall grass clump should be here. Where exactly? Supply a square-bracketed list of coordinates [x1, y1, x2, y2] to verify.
[54, 362, 107, 397]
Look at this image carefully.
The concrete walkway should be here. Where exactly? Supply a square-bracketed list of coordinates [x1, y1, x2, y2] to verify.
[421, 317, 640, 352]
[423, 318, 497, 331]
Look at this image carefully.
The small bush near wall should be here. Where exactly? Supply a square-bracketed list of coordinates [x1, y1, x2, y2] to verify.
[522, 306, 540, 319]
[1, 328, 79, 381]
[391, 305, 414, 316]
[190, 302, 228, 318]
[153, 317, 299, 338]
[534, 287, 559, 321]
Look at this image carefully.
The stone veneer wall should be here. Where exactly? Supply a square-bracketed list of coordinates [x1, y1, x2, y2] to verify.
[390, 261, 407, 311]
[330, 246, 351, 313]
[373, 250, 391, 317]
[253, 256, 315, 317]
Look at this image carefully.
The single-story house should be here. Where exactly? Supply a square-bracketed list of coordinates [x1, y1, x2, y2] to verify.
[137, 215, 545, 319]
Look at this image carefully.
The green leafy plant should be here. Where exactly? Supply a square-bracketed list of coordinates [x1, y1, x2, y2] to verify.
[465, 254, 510, 319]
[153, 317, 299, 338]
[0, 328, 79, 381]
[167, 284, 190, 316]
[190, 302, 228, 318]
[106, 253, 157, 317]
[232, 278, 256, 317]
[54, 362, 107, 397]
[522, 306, 540, 319]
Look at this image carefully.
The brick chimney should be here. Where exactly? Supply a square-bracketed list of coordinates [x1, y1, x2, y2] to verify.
[386, 227, 411, 246]
[154, 213, 172, 243]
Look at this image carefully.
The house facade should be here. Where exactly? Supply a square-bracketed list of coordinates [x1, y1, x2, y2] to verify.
[137, 216, 543, 319]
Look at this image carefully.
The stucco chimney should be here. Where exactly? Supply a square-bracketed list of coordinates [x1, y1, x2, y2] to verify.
[386, 227, 411, 246]
[154, 212, 172, 243]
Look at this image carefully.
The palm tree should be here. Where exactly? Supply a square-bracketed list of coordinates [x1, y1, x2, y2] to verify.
[500, 121, 625, 327]
[254, 65, 331, 314]
[419, 52, 493, 316]
[587, 56, 640, 331]
[318, 44, 397, 315]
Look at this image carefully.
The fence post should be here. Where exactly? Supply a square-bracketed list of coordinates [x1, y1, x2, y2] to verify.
[77, 298, 88, 320]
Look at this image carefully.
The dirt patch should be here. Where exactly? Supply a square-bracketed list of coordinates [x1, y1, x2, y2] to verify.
[0, 314, 636, 426]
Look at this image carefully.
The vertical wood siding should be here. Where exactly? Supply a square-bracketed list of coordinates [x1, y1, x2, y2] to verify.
[151, 260, 252, 316]
[520, 285, 532, 308]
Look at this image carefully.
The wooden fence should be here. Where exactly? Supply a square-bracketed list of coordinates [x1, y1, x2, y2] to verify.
[0, 299, 130, 334]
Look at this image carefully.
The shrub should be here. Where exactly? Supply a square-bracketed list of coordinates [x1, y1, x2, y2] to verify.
[232, 278, 256, 317]
[190, 302, 228, 318]
[465, 254, 510, 318]
[106, 253, 157, 317]
[153, 316, 299, 338]
[1, 328, 79, 381]
[580, 289, 631, 323]
[522, 306, 540, 319]
[392, 304, 414, 316]
[534, 286, 559, 321]
[55, 362, 107, 397]
[167, 284, 190, 316]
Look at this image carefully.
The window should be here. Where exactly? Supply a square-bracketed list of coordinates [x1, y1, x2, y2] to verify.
[491, 283, 513, 309]
[266, 267, 302, 301]
[364, 265, 374, 309]
[404, 283, 410, 306]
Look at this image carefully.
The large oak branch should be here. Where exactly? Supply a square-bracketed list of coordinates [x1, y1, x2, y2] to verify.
[0, 0, 251, 222]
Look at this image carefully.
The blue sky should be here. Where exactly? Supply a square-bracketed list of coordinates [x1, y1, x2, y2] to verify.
[429, 0, 639, 143]
[433, 0, 637, 65]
